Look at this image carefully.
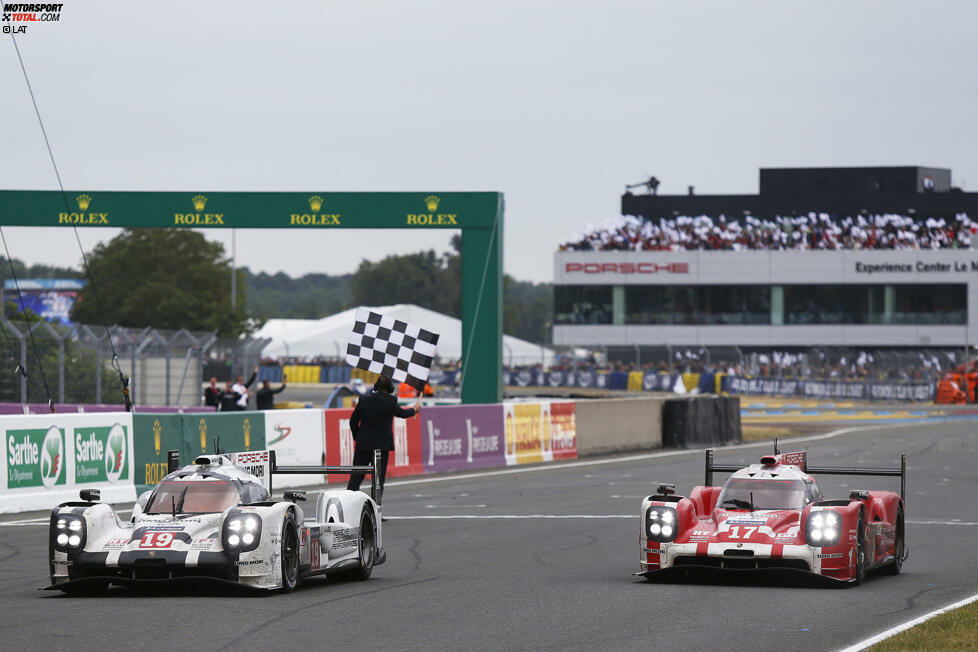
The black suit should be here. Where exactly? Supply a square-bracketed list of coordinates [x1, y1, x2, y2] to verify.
[346, 390, 416, 492]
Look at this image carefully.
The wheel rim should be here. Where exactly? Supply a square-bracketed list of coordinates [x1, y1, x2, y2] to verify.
[283, 522, 298, 582]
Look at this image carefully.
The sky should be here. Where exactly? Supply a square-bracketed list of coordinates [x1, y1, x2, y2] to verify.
[1, 0, 976, 283]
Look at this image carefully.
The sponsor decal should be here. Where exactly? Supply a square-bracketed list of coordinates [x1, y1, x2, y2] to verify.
[724, 519, 766, 526]
[74, 423, 129, 484]
[190, 538, 216, 551]
[290, 195, 341, 226]
[817, 552, 845, 559]
[269, 423, 291, 446]
[6, 425, 65, 489]
[174, 194, 225, 226]
[102, 537, 130, 550]
[564, 261, 689, 275]
[52, 559, 73, 565]
[234, 559, 265, 566]
[406, 195, 458, 226]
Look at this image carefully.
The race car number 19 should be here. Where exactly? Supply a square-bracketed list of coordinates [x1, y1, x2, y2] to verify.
[138, 532, 174, 548]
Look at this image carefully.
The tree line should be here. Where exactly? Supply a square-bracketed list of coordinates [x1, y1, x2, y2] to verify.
[3, 229, 553, 345]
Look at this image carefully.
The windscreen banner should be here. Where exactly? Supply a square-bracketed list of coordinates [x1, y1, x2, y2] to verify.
[420, 405, 505, 473]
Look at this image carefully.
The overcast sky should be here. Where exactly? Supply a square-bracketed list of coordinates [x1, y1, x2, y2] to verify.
[2, 0, 976, 283]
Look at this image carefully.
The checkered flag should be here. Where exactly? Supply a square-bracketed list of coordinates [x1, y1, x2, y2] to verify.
[345, 308, 440, 392]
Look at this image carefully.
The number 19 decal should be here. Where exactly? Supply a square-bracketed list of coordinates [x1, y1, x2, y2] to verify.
[139, 532, 175, 548]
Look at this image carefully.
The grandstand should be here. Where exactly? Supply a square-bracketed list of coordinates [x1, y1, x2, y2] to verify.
[553, 166, 978, 361]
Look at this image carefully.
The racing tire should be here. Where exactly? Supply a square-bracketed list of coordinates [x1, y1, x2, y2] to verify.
[883, 507, 904, 576]
[854, 510, 866, 586]
[280, 512, 300, 593]
[338, 507, 375, 581]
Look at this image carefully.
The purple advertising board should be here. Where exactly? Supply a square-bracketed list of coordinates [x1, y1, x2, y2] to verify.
[421, 404, 505, 473]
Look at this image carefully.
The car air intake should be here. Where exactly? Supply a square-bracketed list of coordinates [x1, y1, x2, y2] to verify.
[723, 549, 755, 557]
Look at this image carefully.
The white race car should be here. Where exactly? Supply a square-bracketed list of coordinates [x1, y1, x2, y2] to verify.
[46, 449, 385, 593]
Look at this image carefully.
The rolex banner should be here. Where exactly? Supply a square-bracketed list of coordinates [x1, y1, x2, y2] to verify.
[178, 412, 265, 468]
[132, 414, 183, 494]
[1, 412, 136, 513]
[131, 412, 267, 495]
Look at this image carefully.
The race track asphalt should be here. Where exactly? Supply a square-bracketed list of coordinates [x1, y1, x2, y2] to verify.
[1, 420, 975, 651]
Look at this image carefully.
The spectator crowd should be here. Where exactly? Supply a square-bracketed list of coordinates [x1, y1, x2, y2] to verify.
[514, 347, 957, 384]
[559, 213, 977, 252]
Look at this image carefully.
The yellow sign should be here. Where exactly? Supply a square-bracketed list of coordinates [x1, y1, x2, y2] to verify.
[199, 417, 208, 453]
[512, 403, 544, 464]
[290, 195, 341, 226]
[58, 192, 109, 225]
[153, 419, 162, 455]
[175, 194, 225, 226]
[407, 195, 457, 226]
[243, 417, 251, 451]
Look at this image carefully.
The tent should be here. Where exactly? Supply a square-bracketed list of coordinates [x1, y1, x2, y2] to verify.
[255, 304, 554, 367]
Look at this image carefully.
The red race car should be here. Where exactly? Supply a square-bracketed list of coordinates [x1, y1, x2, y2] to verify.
[638, 446, 908, 584]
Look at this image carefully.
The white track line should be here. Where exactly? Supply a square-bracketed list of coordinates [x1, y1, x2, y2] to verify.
[838, 591, 978, 652]
[387, 424, 897, 488]
[385, 515, 634, 520]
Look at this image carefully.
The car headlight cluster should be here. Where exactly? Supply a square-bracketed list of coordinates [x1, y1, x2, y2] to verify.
[806, 510, 841, 546]
[645, 506, 679, 542]
[53, 515, 86, 550]
[223, 514, 262, 552]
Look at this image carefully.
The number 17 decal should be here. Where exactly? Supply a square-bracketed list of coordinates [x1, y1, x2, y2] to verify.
[139, 532, 175, 548]
[728, 526, 757, 539]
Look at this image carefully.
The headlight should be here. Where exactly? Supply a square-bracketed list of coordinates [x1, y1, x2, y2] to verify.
[645, 506, 679, 542]
[806, 510, 841, 546]
[222, 513, 262, 553]
[52, 515, 86, 550]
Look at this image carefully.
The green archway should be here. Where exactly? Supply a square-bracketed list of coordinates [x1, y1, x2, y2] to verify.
[0, 190, 504, 404]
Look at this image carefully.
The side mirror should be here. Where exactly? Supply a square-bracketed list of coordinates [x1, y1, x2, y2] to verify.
[79, 489, 100, 502]
[284, 490, 307, 503]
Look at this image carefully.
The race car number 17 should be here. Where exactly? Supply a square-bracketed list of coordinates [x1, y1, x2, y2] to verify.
[138, 532, 175, 548]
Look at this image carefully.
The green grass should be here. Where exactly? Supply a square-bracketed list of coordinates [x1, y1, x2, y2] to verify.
[868, 600, 978, 651]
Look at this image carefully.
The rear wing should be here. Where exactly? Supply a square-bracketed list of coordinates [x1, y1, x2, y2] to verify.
[270, 449, 385, 505]
[166, 448, 386, 505]
[704, 448, 907, 501]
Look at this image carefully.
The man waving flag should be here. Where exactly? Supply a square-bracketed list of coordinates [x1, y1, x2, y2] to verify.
[345, 308, 440, 392]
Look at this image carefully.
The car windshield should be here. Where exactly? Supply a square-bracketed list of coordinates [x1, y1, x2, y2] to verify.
[716, 478, 807, 511]
[145, 480, 240, 514]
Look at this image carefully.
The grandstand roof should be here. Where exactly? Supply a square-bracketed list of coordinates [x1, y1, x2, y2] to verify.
[622, 166, 978, 219]
[255, 304, 554, 366]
